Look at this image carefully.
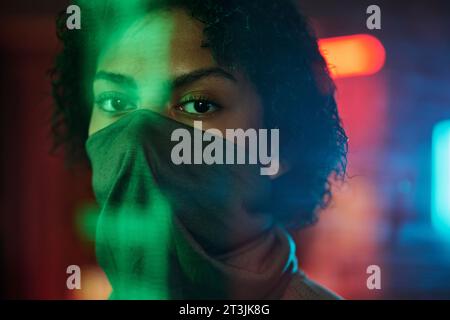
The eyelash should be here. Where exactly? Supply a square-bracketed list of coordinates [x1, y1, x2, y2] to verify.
[175, 95, 222, 117]
[94, 92, 222, 117]
[94, 92, 139, 114]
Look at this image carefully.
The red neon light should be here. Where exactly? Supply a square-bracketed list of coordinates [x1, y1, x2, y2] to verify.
[318, 34, 386, 79]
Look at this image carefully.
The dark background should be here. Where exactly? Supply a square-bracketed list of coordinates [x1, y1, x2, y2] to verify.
[1, 0, 449, 299]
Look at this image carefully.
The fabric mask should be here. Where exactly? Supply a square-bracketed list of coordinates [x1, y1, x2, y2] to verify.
[85, 110, 298, 299]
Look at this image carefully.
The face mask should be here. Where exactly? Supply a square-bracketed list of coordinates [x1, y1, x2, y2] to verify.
[85, 110, 298, 299]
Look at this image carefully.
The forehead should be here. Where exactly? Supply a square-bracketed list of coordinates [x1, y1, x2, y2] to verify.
[96, 8, 216, 81]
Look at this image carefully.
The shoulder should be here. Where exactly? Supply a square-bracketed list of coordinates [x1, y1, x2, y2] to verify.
[282, 270, 342, 300]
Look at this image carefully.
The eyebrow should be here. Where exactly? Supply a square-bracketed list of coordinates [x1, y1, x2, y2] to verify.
[94, 71, 138, 90]
[171, 67, 237, 89]
[94, 67, 237, 92]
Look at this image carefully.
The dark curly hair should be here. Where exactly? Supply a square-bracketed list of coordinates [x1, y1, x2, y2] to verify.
[50, 0, 348, 229]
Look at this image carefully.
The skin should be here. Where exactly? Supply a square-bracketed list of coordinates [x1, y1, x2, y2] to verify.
[89, 8, 263, 136]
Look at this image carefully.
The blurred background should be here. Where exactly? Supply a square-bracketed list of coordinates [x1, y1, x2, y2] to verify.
[1, 0, 449, 299]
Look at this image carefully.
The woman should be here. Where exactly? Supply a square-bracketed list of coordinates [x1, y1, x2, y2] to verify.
[51, 0, 348, 299]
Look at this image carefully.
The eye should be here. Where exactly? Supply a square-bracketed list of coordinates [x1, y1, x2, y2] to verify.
[95, 92, 138, 114]
[177, 99, 221, 116]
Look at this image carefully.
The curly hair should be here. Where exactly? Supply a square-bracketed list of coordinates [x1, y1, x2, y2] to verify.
[50, 0, 348, 229]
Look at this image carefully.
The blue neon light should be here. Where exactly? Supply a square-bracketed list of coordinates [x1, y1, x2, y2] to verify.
[431, 120, 450, 238]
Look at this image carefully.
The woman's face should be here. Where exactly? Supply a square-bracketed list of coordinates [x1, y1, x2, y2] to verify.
[89, 8, 263, 136]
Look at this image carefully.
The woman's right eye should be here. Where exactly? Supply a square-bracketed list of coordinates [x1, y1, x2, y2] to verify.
[94, 92, 138, 114]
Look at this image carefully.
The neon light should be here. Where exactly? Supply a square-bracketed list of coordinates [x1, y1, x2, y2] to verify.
[431, 120, 450, 238]
[319, 34, 386, 79]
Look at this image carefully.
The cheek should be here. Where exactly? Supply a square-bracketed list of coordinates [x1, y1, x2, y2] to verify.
[227, 90, 264, 130]
[194, 109, 260, 139]
[202, 91, 264, 134]
[234, 99, 263, 129]
[231, 80, 264, 130]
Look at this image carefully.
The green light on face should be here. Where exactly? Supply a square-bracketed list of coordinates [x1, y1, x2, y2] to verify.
[101, 191, 173, 299]
[78, 0, 176, 299]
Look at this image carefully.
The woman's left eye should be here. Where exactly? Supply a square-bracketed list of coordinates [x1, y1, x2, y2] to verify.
[177, 99, 220, 115]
